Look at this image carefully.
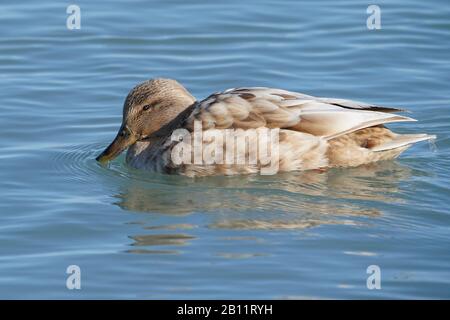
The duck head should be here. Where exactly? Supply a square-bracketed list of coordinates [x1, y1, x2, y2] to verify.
[96, 78, 196, 163]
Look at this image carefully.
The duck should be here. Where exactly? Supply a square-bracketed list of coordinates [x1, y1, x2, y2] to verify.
[96, 78, 435, 176]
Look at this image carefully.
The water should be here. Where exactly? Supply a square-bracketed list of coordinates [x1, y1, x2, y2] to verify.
[0, 0, 449, 299]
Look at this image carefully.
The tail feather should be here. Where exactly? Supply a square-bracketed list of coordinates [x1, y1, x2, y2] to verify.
[323, 113, 417, 140]
[284, 97, 417, 139]
[370, 133, 436, 152]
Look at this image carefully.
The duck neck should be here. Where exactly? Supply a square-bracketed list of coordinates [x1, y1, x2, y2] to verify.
[150, 101, 198, 138]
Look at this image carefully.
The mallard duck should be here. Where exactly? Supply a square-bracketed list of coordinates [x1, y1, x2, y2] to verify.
[96, 78, 435, 176]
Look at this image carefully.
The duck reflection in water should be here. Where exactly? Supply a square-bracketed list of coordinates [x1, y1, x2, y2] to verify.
[112, 161, 417, 253]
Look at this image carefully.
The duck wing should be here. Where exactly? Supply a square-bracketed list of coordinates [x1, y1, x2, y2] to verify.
[185, 87, 416, 139]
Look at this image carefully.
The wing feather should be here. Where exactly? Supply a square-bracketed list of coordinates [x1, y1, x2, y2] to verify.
[185, 87, 415, 138]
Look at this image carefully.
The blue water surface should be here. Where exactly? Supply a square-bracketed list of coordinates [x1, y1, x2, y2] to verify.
[0, 0, 449, 299]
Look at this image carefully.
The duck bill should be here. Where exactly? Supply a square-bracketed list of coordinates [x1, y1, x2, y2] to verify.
[96, 125, 138, 163]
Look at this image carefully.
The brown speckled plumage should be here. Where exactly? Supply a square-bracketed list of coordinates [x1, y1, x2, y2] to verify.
[98, 78, 435, 176]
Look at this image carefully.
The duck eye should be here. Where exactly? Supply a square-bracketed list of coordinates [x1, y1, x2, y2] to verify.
[143, 104, 152, 111]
